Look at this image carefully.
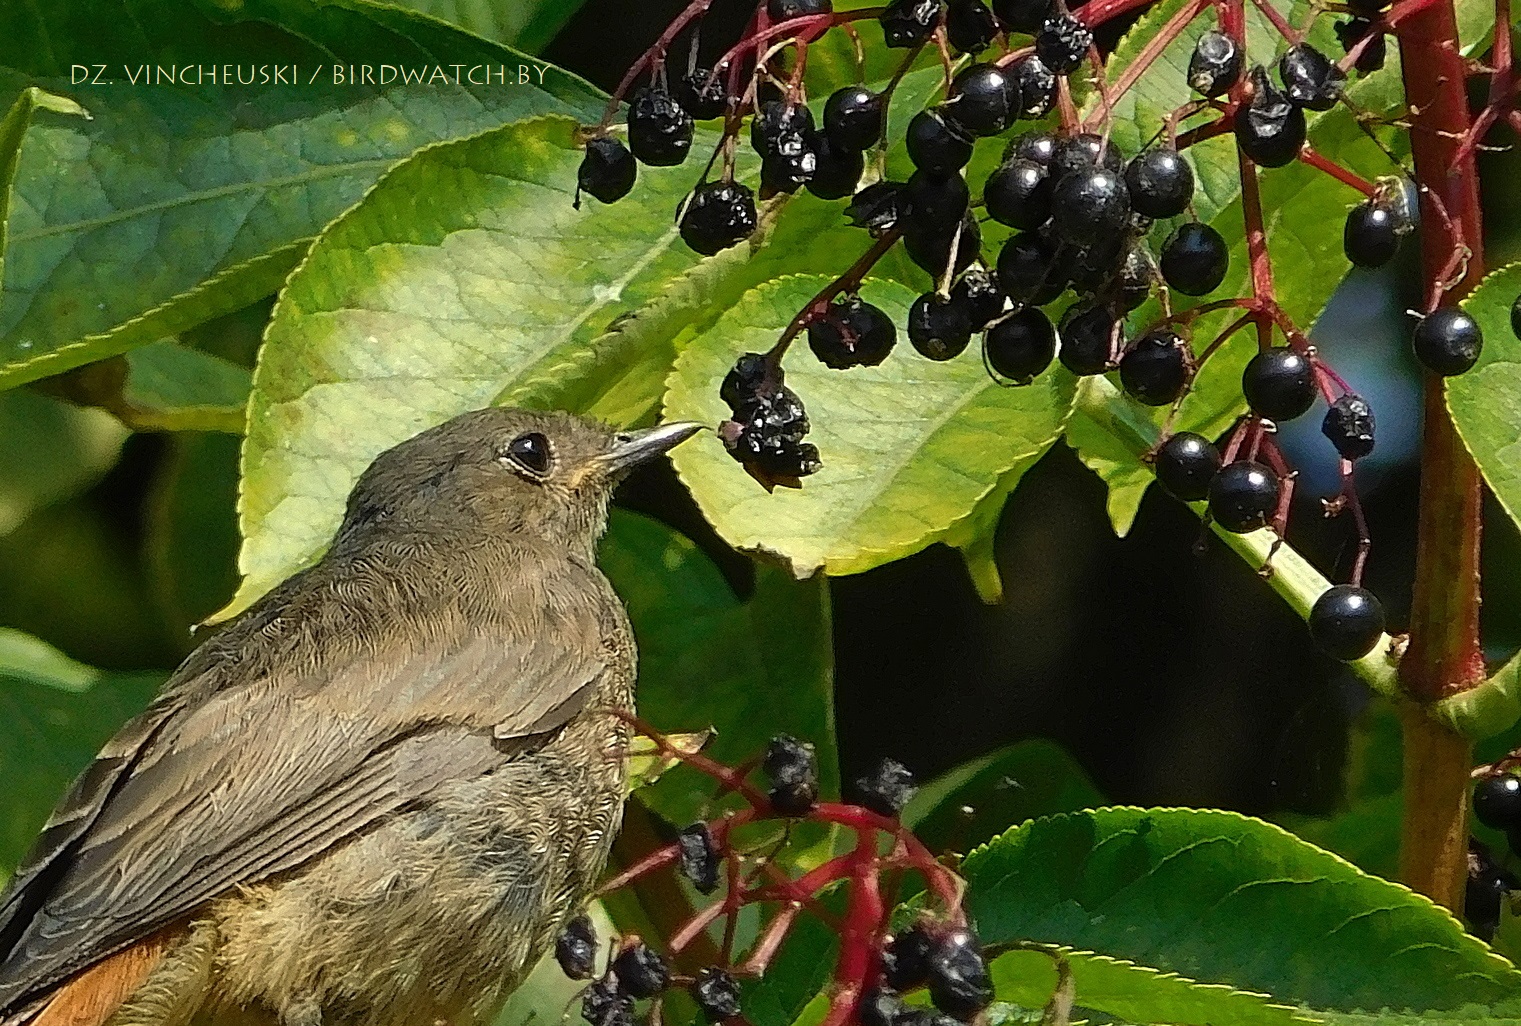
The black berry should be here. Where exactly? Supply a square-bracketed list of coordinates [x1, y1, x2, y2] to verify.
[1336, 17, 1387, 73]
[751, 100, 815, 160]
[881, 0, 941, 47]
[612, 942, 670, 999]
[927, 930, 993, 1021]
[692, 969, 743, 1022]
[762, 138, 818, 194]
[1308, 585, 1385, 660]
[1242, 346, 1317, 421]
[1343, 200, 1404, 267]
[1050, 167, 1130, 248]
[678, 68, 730, 120]
[951, 267, 1008, 329]
[1049, 132, 1123, 179]
[680, 182, 758, 255]
[993, 0, 1053, 33]
[582, 977, 634, 1026]
[1058, 302, 1117, 375]
[985, 159, 1051, 230]
[1125, 148, 1194, 219]
[1010, 56, 1058, 118]
[947, 63, 1020, 137]
[1155, 431, 1221, 501]
[1467, 842, 1518, 942]
[1006, 130, 1057, 167]
[807, 133, 865, 200]
[1278, 42, 1345, 111]
[1208, 460, 1280, 533]
[765, 734, 821, 814]
[1322, 394, 1376, 460]
[847, 757, 918, 817]
[986, 308, 1057, 383]
[882, 927, 936, 990]
[577, 137, 637, 207]
[1475, 775, 1521, 831]
[847, 181, 909, 234]
[908, 170, 971, 233]
[1237, 65, 1306, 168]
[1189, 29, 1243, 97]
[1035, 14, 1093, 75]
[721, 352, 773, 411]
[677, 823, 720, 894]
[1160, 222, 1229, 296]
[907, 108, 976, 176]
[904, 213, 982, 278]
[720, 359, 821, 480]
[947, 0, 1000, 53]
[1111, 244, 1156, 311]
[825, 86, 885, 152]
[997, 231, 1066, 305]
[910, 292, 975, 361]
[1119, 329, 1191, 406]
[628, 87, 694, 167]
[1412, 307, 1483, 376]
[556, 914, 598, 980]
[770, 0, 832, 18]
[858, 988, 903, 1026]
[1512, 293, 1521, 341]
[809, 296, 897, 369]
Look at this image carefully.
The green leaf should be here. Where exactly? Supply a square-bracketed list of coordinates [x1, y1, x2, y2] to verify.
[144, 432, 243, 639]
[0, 629, 161, 872]
[383, 0, 591, 53]
[0, 0, 606, 390]
[597, 509, 837, 827]
[961, 808, 1521, 1013]
[665, 276, 1075, 577]
[0, 388, 126, 535]
[119, 341, 252, 433]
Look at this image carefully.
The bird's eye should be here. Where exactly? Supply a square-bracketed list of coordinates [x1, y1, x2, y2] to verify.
[503, 432, 553, 477]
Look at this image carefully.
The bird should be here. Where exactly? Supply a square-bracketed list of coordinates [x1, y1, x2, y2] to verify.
[0, 407, 701, 1026]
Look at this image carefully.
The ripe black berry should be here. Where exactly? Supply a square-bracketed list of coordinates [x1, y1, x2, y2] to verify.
[692, 969, 743, 1022]
[1308, 585, 1385, 660]
[1068, 234, 1126, 295]
[1335, 17, 1387, 73]
[951, 267, 1008, 329]
[1035, 15, 1093, 75]
[1278, 42, 1345, 111]
[847, 181, 908, 234]
[986, 309, 1057, 383]
[947, 63, 1020, 137]
[993, 0, 1053, 33]
[1512, 293, 1521, 341]
[677, 822, 720, 894]
[947, 0, 1000, 54]
[825, 86, 885, 152]
[909, 292, 975, 361]
[751, 100, 815, 160]
[764, 734, 820, 814]
[1049, 132, 1123, 179]
[628, 88, 694, 167]
[1125, 148, 1194, 219]
[1160, 222, 1229, 296]
[908, 170, 971, 233]
[1237, 66, 1306, 168]
[612, 942, 670, 998]
[997, 231, 1065, 304]
[1322, 393, 1376, 460]
[904, 214, 981, 278]
[807, 133, 865, 200]
[907, 108, 976, 176]
[1155, 431, 1221, 501]
[1412, 307, 1483, 376]
[577, 137, 637, 207]
[720, 359, 821, 479]
[680, 182, 758, 255]
[1007, 130, 1057, 167]
[1189, 29, 1243, 97]
[927, 930, 993, 1021]
[881, 0, 941, 47]
[882, 927, 935, 990]
[985, 159, 1051, 230]
[582, 977, 634, 1026]
[762, 139, 818, 194]
[858, 988, 904, 1026]
[809, 296, 897, 369]
[1010, 56, 1058, 118]
[721, 352, 773, 411]
[1467, 842, 1518, 942]
[678, 68, 730, 120]
[1050, 167, 1130, 248]
[1119, 329, 1191, 406]
[1242, 346, 1317, 421]
[1343, 200, 1405, 267]
[1208, 460, 1279, 533]
[769, 0, 832, 18]
[847, 757, 918, 817]
[1112, 244, 1156, 311]
[1475, 775, 1521, 831]
[556, 914, 598, 980]
[1058, 302, 1117, 375]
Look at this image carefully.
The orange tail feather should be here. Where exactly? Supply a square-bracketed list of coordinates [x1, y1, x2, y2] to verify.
[28, 934, 174, 1026]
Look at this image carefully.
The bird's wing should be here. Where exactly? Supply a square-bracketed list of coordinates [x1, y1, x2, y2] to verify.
[0, 562, 616, 1014]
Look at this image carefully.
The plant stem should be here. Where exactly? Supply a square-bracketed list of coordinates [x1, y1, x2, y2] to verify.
[1394, 0, 1486, 909]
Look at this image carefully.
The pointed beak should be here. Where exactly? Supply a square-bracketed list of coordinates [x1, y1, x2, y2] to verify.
[606, 422, 704, 472]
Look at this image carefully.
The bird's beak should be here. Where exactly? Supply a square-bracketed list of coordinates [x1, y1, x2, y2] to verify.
[605, 422, 704, 472]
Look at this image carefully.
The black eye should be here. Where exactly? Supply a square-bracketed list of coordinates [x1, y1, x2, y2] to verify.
[504, 432, 553, 476]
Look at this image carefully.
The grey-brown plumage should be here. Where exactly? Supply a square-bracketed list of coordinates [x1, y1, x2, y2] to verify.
[0, 408, 700, 1026]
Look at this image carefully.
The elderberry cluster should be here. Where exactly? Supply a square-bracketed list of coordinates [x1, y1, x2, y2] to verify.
[861, 925, 995, 1026]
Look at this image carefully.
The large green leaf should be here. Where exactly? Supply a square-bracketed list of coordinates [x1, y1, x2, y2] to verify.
[961, 808, 1521, 1013]
[665, 276, 1074, 577]
[118, 341, 252, 434]
[0, 388, 126, 535]
[385, 0, 591, 53]
[0, 0, 605, 390]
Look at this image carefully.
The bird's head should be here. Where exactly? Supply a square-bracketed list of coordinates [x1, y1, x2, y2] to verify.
[335, 408, 701, 556]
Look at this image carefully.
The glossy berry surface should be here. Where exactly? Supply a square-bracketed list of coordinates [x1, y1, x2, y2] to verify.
[678, 68, 729, 120]
[1208, 460, 1279, 533]
[947, 63, 1019, 137]
[1189, 29, 1243, 96]
[1308, 584, 1386, 660]
[1008, 131, 1057, 167]
[769, 0, 832, 17]
[1126, 148, 1194, 219]
[555, 914, 597, 980]
[1050, 132, 1123, 178]
[1112, 245, 1156, 311]
[612, 942, 670, 998]
[1279, 42, 1345, 111]
[1322, 394, 1376, 460]
[881, 0, 940, 47]
[883, 927, 935, 990]
[1011, 56, 1058, 118]
[751, 100, 814, 159]
[996, 231, 1065, 304]
[985, 159, 1051, 230]
[677, 822, 719, 894]
[1119, 330, 1191, 405]
[909, 292, 975, 361]
[994, 0, 1054, 33]
[927, 930, 994, 1020]
[764, 734, 821, 814]
[947, 0, 1000, 54]
[824, 86, 884, 152]
[1242, 346, 1317, 421]
[807, 133, 864, 200]
[1058, 302, 1117, 375]
[581, 976, 634, 1026]
[907, 170, 971, 232]
[809, 296, 897, 369]
[680, 182, 758, 255]
[1237, 66, 1306, 167]
[1344, 200, 1403, 267]
[1160, 222, 1229, 296]
[848, 757, 918, 817]
[1051, 167, 1130, 248]
[904, 213, 981, 277]
[692, 969, 743, 1022]
[1412, 307, 1484, 376]
[858, 989, 903, 1026]
[907, 108, 976, 176]
[720, 355, 821, 480]
[1036, 15, 1093, 75]
[846, 181, 908, 234]
[576, 137, 637, 206]
[627, 88, 694, 167]
[1467, 844, 1519, 943]
[951, 267, 1007, 329]
[762, 140, 817, 194]
[986, 309, 1057, 383]
[1155, 431, 1222, 501]
[1475, 775, 1521, 830]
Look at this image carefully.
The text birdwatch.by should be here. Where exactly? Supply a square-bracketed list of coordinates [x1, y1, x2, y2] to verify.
[0, 409, 701, 1026]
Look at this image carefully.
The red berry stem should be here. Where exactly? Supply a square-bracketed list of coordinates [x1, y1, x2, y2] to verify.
[1090, 0, 1212, 126]
[1246, 0, 1303, 45]
[599, 0, 717, 127]
[1297, 146, 1378, 196]
[767, 231, 904, 360]
[1237, 153, 1279, 352]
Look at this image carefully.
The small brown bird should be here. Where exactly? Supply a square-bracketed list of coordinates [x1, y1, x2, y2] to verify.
[0, 408, 700, 1026]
